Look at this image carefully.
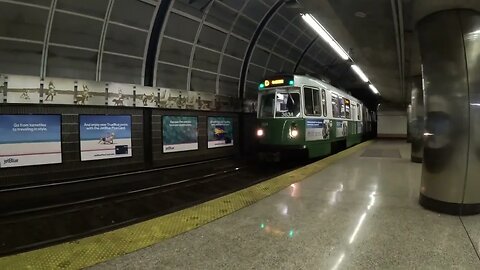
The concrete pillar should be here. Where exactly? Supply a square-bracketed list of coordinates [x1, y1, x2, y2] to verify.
[418, 9, 480, 215]
[410, 76, 424, 163]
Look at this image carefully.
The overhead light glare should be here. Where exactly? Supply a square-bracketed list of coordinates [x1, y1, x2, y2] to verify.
[301, 13, 349, 60]
[369, 84, 380, 95]
[351, 65, 369, 82]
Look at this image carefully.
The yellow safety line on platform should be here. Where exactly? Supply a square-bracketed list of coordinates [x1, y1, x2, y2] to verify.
[0, 140, 373, 270]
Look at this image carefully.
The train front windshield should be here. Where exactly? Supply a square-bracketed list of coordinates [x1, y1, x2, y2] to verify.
[259, 90, 300, 118]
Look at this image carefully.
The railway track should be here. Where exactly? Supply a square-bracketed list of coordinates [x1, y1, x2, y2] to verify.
[0, 157, 306, 256]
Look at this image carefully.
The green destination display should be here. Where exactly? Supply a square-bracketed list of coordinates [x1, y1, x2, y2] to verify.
[163, 116, 198, 153]
[208, 117, 234, 148]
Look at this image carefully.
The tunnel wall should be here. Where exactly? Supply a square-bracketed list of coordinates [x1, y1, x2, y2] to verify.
[377, 109, 407, 138]
[0, 104, 145, 188]
[0, 104, 243, 188]
[151, 110, 240, 167]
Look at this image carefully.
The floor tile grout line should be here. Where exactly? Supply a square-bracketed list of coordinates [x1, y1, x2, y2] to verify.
[459, 216, 480, 262]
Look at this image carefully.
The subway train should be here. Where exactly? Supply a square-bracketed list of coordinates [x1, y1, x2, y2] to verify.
[255, 74, 376, 161]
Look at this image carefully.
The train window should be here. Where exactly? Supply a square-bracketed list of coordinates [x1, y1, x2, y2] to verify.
[321, 89, 327, 116]
[303, 87, 321, 116]
[344, 98, 351, 119]
[331, 94, 340, 118]
[351, 102, 356, 120]
[275, 92, 300, 118]
[259, 93, 275, 118]
[357, 104, 361, 120]
[339, 97, 345, 118]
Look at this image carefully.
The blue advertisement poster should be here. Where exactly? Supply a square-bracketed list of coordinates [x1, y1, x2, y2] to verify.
[208, 117, 234, 148]
[306, 119, 331, 141]
[0, 114, 62, 168]
[163, 116, 198, 153]
[79, 115, 132, 161]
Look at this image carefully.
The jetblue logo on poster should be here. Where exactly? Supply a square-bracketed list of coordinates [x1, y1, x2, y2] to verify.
[1, 158, 19, 167]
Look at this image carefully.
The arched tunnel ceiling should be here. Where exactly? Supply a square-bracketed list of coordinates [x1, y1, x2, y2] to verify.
[9, 0, 479, 108]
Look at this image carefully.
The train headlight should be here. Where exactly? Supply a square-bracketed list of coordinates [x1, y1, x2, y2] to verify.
[290, 129, 299, 138]
[257, 128, 264, 137]
[289, 124, 299, 138]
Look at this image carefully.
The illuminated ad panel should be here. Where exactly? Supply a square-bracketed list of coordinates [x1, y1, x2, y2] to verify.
[0, 115, 62, 168]
[208, 117, 234, 148]
[162, 116, 198, 153]
[306, 119, 331, 141]
[79, 115, 132, 161]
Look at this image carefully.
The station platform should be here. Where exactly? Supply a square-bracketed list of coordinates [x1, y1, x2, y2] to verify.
[2, 140, 480, 269]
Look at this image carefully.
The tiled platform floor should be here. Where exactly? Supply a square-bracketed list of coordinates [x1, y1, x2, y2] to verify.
[92, 140, 480, 269]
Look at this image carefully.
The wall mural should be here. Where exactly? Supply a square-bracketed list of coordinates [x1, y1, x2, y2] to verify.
[76, 80, 106, 106]
[108, 83, 134, 107]
[136, 86, 159, 108]
[5, 75, 41, 104]
[43, 77, 75, 105]
[1, 74, 242, 112]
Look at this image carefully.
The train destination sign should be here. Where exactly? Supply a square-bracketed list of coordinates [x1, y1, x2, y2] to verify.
[259, 75, 294, 89]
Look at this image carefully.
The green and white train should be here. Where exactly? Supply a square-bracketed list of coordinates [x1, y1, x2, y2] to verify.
[256, 74, 375, 160]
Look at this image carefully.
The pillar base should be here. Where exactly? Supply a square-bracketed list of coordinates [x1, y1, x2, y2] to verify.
[419, 193, 480, 215]
[411, 156, 423, 163]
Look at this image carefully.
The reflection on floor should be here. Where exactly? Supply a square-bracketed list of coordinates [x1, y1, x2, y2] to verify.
[92, 140, 480, 269]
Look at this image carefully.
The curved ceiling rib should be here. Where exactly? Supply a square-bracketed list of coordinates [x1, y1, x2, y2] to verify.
[239, 0, 285, 100]
[145, 0, 174, 86]
[215, 0, 251, 95]
[186, 0, 214, 91]
[40, 0, 57, 79]
[293, 36, 318, 73]
[96, 0, 115, 81]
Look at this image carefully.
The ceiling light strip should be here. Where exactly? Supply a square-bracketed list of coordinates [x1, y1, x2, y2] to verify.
[351, 64, 369, 82]
[300, 13, 349, 60]
[301, 13, 380, 95]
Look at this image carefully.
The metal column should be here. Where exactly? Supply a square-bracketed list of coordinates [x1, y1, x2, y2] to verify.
[418, 9, 480, 215]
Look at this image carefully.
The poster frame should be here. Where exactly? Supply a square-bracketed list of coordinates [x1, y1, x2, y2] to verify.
[207, 116, 234, 149]
[161, 115, 199, 154]
[0, 113, 63, 169]
[78, 114, 133, 162]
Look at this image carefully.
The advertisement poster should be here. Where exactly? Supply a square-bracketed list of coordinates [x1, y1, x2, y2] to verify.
[306, 119, 331, 141]
[208, 117, 234, 148]
[75, 80, 106, 106]
[79, 115, 132, 161]
[0, 115, 62, 168]
[336, 121, 348, 138]
[6, 75, 41, 104]
[163, 116, 198, 153]
[108, 83, 134, 107]
[135, 86, 158, 108]
[43, 77, 75, 105]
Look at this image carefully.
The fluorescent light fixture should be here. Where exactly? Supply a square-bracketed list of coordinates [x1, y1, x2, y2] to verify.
[369, 84, 380, 94]
[351, 65, 369, 82]
[301, 13, 349, 60]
